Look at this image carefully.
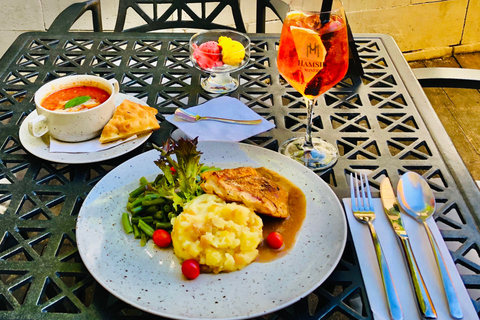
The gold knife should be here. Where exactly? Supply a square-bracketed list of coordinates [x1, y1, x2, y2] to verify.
[380, 177, 437, 319]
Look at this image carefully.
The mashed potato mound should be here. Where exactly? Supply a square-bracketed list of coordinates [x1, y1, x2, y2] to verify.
[172, 194, 263, 273]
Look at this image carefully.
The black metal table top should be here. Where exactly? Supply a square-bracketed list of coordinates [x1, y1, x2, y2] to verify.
[0, 31, 479, 319]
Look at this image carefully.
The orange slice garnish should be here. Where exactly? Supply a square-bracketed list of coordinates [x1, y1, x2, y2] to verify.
[290, 26, 326, 84]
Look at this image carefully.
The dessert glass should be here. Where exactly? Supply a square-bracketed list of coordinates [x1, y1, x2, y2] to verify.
[189, 30, 250, 93]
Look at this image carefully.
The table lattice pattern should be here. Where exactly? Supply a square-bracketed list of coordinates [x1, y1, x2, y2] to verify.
[0, 33, 479, 319]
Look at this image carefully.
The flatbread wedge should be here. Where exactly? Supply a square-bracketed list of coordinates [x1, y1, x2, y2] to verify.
[99, 99, 160, 144]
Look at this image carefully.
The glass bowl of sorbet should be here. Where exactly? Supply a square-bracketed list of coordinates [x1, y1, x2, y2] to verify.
[189, 30, 251, 93]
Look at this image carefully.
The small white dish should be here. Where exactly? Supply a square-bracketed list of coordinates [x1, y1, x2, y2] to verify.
[19, 93, 153, 164]
[76, 141, 347, 319]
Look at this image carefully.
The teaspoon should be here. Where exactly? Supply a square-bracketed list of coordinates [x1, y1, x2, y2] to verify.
[397, 171, 463, 319]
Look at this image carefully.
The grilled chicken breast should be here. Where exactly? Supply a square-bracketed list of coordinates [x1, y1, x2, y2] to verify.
[201, 167, 289, 218]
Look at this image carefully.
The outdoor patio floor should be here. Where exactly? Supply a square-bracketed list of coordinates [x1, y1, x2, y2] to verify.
[408, 52, 480, 183]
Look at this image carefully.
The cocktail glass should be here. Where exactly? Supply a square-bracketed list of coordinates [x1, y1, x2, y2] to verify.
[277, 0, 349, 170]
[189, 30, 250, 93]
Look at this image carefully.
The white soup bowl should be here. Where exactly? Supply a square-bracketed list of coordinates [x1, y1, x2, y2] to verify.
[30, 75, 120, 142]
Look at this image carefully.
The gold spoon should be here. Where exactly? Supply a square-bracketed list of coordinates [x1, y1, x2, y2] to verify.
[174, 108, 262, 125]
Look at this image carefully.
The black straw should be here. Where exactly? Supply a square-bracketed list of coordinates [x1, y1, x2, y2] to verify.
[320, 0, 333, 26]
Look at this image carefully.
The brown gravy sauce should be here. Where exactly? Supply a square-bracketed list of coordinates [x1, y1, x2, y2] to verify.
[254, 167, 307, 262]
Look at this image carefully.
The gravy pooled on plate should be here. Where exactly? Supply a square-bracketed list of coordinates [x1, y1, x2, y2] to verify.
[255, 167, 307, 262]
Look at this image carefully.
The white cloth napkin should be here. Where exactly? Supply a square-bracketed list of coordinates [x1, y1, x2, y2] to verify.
[343, 198, 476, 320]
[165, 96, 275, 142]
[49, 135, 137, 153]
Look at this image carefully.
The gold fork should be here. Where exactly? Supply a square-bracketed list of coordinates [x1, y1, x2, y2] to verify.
[350, 172, 403, 320]
[174, 108, 262, 125]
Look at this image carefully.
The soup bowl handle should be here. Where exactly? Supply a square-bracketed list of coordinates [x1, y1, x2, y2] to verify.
[28, 114, 49, 137]
[108, 79, 120, 96]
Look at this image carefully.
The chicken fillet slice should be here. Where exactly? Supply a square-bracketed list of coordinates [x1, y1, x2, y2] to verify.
[201, 167, 289, 218]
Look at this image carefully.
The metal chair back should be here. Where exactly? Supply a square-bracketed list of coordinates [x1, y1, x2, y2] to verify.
[114, 0, 246, 32]
[48, 0, 102, 33]
[256, 0, 288, 33]
[48, 0, 288, 35]
[413, 67, 480, 89]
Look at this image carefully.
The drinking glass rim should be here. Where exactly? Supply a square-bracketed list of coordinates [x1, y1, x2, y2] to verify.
[288, 0, 344, 15]
[189, 29, 251, 55]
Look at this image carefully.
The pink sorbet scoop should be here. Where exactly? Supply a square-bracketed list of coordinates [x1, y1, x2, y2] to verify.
[192, 41, 224, 69]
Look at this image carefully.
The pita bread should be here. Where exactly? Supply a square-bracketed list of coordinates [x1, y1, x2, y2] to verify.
[99, 99, 160, 144]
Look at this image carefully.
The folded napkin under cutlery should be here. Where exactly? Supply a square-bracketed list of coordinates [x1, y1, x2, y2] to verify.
[343, 198, 476, 320]
[165, 96, 274, 142]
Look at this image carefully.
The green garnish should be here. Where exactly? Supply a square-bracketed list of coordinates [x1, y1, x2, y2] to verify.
[153, 138, 204, 209]
[64, 95, 90, 109]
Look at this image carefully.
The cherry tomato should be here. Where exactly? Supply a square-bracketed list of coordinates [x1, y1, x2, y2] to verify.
[182, 259, 200, 280]
[152, 229, 171, 248]
[266, 232, 283, 249]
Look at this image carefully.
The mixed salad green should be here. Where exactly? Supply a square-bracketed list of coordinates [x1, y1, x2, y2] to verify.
[121, 138, 219, 246]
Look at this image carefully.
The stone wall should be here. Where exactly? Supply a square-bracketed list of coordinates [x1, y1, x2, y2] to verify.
[0, 0, 478, 61]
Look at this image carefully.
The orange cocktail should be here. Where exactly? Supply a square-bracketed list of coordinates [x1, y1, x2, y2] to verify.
[276, 0, 349, 170]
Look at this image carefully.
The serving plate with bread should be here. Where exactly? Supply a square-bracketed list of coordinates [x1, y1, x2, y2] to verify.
[19, 94, 159, 164]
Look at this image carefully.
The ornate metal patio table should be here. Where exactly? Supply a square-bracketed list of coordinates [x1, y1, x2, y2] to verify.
[0, 32, 479, 319]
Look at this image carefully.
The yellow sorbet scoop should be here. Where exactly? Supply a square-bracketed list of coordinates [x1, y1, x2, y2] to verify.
[218, 36, 245, 66]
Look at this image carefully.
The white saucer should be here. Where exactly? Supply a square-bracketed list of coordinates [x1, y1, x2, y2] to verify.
[19, 94, 153, 164]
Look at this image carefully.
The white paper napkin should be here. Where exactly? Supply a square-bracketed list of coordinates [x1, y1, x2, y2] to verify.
[165, 96, 275, 142]
[49, 135, 137, 153]
[343, 198, 476, 320]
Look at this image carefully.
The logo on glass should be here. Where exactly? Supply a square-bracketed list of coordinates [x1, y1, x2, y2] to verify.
[306, 43, 321, 58]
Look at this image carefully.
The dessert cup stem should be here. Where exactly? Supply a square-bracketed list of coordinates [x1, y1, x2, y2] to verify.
[202, 72, 239, 93]
[211, 72, 231, 85]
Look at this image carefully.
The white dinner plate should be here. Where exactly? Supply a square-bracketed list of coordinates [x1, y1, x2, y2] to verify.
[76, 141, 347, 319]
[19, 93, 152, 164]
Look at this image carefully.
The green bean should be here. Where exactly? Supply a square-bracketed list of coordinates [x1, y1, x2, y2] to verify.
[140, 230, 147, 247]
[131, 216, 153, 223]
[153, 211, 163, 220]
[131, 197, 144, 208]
[163, 204, 172, 213]
[143, 193, 160, 201]
[144, 205, 158, 215]
[153, 210, 163, 220]
[139, 176, 149, 185]
[142, 198, 166, 207]
[168, 212, 177, 221]
[155, 221, 172, 229]
[129, 185, 146, 198]
[122, 213, 133, 234]
[133, 224, 140, 239]
[130, 206, 145, 216]
[138, 219, 154, 237]
[126, 202, 134, 211]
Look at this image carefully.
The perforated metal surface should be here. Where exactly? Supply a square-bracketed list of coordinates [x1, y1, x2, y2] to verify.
[0, 32, 479, 319]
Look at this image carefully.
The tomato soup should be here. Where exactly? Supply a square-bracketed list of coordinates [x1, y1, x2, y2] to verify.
[42, 86, 110, 112]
